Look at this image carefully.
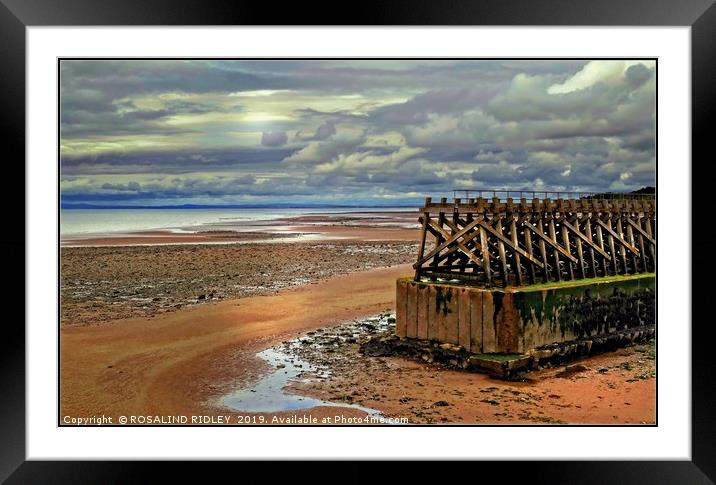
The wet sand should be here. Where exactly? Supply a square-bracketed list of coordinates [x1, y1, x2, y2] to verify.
[280, 318, 656, 425]
[61, 240, 417, 326]
[60, 264, 413, 421]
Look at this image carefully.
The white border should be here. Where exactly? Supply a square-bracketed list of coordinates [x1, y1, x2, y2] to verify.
[27, 27, 690, 460]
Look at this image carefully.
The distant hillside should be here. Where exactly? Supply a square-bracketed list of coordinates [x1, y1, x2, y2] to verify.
[580, 186, 655, 199]
[630, 186, 655, 194]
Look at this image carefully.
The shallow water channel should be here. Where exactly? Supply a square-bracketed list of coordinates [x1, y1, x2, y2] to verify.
[222, 316, 392, 417]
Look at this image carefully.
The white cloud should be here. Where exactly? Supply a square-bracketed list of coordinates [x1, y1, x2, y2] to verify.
[314, 146, 427, 174]
[547, 60, 654, 95]
[228, 89, 291, 97]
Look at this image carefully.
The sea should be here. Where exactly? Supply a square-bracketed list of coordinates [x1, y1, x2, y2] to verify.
[59, 207, 412, 238]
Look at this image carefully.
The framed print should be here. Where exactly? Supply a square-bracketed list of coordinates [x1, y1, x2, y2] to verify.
[4, 0, 713, 481]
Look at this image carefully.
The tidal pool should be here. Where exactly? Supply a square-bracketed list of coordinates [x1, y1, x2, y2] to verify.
[222, 343, 382, 417]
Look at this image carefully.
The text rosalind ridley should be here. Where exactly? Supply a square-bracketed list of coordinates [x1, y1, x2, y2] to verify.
[62, 414, 410, 425]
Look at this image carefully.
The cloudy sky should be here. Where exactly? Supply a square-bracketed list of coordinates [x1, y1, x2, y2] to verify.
[60, 59, 656, 206]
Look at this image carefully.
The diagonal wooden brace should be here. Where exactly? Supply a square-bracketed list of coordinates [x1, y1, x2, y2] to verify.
[422, 220, 484, 267]
[522, 220, 578, 264]
[413, 217, 481, 268]
[476, 220, 544, 269]
[593, 218, 640, 256]
[420, 219, 485, 269]
[625, 217, 656, 246]
[560, 219, 612, 260]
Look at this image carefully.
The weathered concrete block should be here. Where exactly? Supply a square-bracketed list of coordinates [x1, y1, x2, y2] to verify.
[495, 293, 520, 353]
[395, 280, 407, 337]
[416, 283, 429, 339]
[442, 287, 460, 344]
[395, 274, 655, 354]
[458, 288, 471, 350]
[427, 284, 439, 340]
[481, 291, 497, 353]
[435, 285, 451, 342]
[515, 274, 655, 351]
[435, 286, 444, 342]
[405, 281, 418, 338]
[469, 291, 483, 353]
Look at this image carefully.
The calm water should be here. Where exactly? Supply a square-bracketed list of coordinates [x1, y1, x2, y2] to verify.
[222, 313, 394, 418]
[222, 347, 381, 416]
[60, 207, 411, 237]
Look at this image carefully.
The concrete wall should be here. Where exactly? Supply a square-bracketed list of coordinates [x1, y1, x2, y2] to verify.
[396, 274, 655, 354]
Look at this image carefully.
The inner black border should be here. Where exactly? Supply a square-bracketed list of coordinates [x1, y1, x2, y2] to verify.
[3, 0, 712, 481]
[56, 56, 660, 431]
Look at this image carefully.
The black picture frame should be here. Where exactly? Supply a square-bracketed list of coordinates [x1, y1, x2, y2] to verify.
[2, 0, 712, 481]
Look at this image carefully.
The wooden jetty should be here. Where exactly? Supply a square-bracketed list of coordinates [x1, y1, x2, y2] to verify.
[413, 190, 656, 287]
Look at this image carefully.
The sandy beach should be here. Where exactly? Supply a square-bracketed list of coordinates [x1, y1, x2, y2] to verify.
[60, 211, 655, 425]
[60, 263, 412, 421]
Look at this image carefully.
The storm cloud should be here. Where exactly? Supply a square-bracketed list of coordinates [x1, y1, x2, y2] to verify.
[60, 59, 656, 206]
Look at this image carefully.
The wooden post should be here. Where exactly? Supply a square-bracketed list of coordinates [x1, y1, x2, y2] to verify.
[479, 223, 492, 286]
[465, 211, 475, 273]
[431, 212, 447, 278]
[635, 215, 649, 272]
[522, 217, 536, 284]
[445, 207, 459, 270]
[594, 219, 607, 276]
[625, 215, 639, 273]
[606, 215, 619, 275]
[535, 215, 550, 282]
[495, 218, 510, 287]
[644, 214, 656, 271]
[414, 212, 429, 280]
[510, 216, 523, 285]
[547, 214, 562, 281]
[560, 222, 575, 280]
[584, 217, 598, 277]
[615, 217, 629, 274]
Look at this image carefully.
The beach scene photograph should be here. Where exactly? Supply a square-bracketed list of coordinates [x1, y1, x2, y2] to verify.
[60, 59, 656, 426]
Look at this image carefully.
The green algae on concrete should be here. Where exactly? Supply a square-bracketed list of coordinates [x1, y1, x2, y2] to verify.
[513, 274, 655, 350]
[517, 273, 655, 292]
[434, 285, 453, 316]
[406, 273, 655, 293]
[469, 353, 524, 362]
